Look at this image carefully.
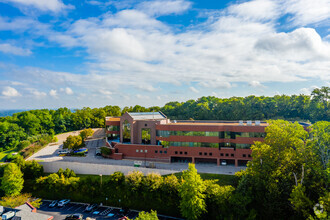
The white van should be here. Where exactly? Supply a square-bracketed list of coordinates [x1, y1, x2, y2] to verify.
[2, 211, 15, 220]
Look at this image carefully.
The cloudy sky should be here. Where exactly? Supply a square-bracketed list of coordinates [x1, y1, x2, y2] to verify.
[0, 0, 329, 109]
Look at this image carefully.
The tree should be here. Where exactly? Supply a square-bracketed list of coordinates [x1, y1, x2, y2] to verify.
[80, 128, 94, 140]
[235, 120, 326, 219]
[179, 163, 206, 220]
[0, 193, 42, 208]
[1, 163, 24, 196]
[135, 210, 158, 220]
[63, 135, 83, 151]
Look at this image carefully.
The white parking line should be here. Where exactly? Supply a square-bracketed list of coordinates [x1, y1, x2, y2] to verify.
[66, 204, 79, 211]
[74, 205, 85, 212]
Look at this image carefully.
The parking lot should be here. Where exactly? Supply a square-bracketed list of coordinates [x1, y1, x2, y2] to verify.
[38, 200, 183, 220]
[38, 200, 140, 220]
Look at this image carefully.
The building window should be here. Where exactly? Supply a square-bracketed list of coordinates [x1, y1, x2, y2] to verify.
[184, 152, 187, 155]
[145, 150, 147, 153]
[140, 150, 143, 153]
[243, 154, 246, 157]
[180, 151, 183, 154]
[175, 151, 178, 154]
[220, 153, 224, 156]
[123, 120, 131, 143]
[136, 149, 139, 153]
[164, 151, 167, 154]
[225, 153, 229, 157]
[204, 152, 207, 156]
[155, 150, 158, 153]
[160, 150, 162, 154]
[199, 152, 202, 155]
[141, 128, 151, 144]
[231, 154, 234, 157]
[248, 154, 251, 157]
[209, 152, 212, 156]
[145, 124, 147, 127]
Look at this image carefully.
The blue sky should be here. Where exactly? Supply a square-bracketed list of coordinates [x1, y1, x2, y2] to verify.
[0, 0, 329, 109]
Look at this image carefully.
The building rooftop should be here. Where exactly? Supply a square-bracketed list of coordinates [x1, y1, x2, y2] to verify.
[14, 210, 53, 220]
[127, 112, 166, 120]
[167, 120, 268, 126]
[105, 117, 121, 121]
[167, 122, 268, 126]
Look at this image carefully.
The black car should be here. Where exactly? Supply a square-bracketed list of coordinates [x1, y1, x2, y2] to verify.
[65, 213, 83, 220]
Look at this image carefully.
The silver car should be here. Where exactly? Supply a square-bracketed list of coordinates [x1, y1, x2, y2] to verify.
[58, 199, 70, 207]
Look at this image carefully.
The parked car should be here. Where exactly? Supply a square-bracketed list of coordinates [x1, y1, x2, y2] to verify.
[73, 148, 88, 154]
[85, 203, 98, 212]
[221, 160, 227, 166]
[58, 150, 70, 155]
[1, 211, 15, 220]
[58, 199, 70, 207]
[95, 148, 101, 156]
[65, 213, 83, 220]
[49, 200, 58, 207]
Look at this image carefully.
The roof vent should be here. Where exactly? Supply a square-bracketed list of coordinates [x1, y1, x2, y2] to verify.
[239, 120, 243, 125]
[247, 120, 252, 126]
[173, 120, 177, 123]
[255, 120, 260, 126]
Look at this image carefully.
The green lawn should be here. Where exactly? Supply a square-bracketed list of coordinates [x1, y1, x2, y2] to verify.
[166, 172, 238, 186]
[0, 148, 18, 162]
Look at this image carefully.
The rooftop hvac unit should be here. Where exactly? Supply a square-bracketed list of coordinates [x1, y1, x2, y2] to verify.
[239, 120, 243, 125]
[173, 120, 177, 123]
[255, 120, 260, 126]
[247, 120, 252, 126]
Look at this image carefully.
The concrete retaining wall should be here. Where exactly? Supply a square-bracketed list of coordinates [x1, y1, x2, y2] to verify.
[39, 161, 177, 176]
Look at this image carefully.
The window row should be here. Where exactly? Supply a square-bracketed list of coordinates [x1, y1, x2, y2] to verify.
[175, 151, 187, 155]
[160, 141, 219, 148]
[156, 130, 219, 137]
[155, 150, 167, 154]
[159, 141, 252, 149]
[156, 130, 266, 138]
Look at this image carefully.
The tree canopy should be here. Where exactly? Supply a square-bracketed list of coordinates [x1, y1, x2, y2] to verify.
[1, 163, 24, 196]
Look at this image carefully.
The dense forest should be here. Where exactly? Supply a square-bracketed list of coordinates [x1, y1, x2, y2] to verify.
[0, 86, 328, 152]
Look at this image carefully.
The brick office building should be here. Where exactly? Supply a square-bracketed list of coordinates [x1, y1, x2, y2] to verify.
[105, 112, 267, 166]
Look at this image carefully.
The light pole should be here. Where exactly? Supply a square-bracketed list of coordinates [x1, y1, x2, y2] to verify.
[99, 174, 102, 187]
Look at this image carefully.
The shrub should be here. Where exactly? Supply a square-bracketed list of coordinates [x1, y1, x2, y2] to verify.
[52, 136, 58, 143]
[100, 147, 112, 156]
[17, 140, 31, 151]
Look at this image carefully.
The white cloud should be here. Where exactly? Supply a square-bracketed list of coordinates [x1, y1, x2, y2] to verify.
[30, 89, 47, 98]
[255, 28, 330, 61]
[299, 85, 319, 95]
[65, 87, 73, 95]
[189, 86, 199, 93]
[137, 0, 192, 16]
[0, 43, 32, 56]
[283, 0, 330, 26]
[135, 84, 157, 92]
[249, 81, 266, 88]
[1, 0, 330, 108]
[99, 90, 112, 95]
[136, 94, 150, 99]
[1, 86, 21, 97]
[49, 89, 57, 97]
[1, 0, 72, 12]
[228, 0, 279, 21]
[199, 80, 232, 89]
